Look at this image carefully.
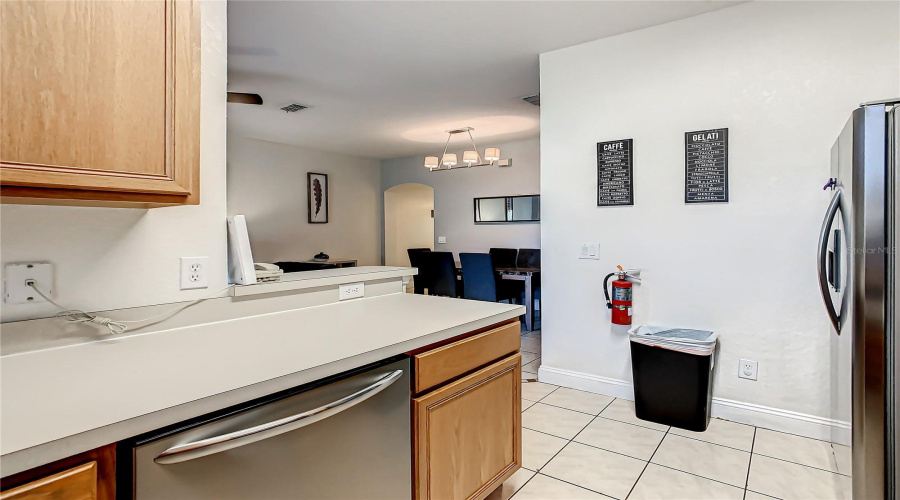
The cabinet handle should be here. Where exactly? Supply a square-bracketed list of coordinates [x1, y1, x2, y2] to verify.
[154, 369, 403, 465]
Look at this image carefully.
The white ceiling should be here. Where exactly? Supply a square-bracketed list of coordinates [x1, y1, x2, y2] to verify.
[227, 1, 739, 160]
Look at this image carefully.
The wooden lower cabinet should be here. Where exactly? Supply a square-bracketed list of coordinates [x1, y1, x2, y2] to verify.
[413, 353, 522, 500]
[0, 445, 114, 500]
[0, 462, 97, 500]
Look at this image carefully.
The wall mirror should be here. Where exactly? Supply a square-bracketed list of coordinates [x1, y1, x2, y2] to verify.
[474, 195, 540, 223]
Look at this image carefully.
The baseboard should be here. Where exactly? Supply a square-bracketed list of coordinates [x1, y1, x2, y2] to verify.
[538, 365, 851, 446]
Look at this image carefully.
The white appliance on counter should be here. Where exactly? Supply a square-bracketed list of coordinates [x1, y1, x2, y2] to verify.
[819, 99, 898, 499]
[120, 358, 411, 499]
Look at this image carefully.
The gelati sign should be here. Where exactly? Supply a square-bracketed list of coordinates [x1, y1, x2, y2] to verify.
[685, 128, 728, 203]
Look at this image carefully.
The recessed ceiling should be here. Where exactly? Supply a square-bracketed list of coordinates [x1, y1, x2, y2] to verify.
[227, 1, 740, 160]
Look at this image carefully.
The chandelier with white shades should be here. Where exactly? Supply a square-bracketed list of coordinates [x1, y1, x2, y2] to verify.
[423, 127, 506, 172]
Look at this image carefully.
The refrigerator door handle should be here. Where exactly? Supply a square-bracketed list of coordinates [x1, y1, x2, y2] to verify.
[153, 369, 404, 465]
[817, 189, 842, 334]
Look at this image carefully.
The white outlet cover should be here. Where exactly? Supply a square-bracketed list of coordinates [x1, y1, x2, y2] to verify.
[738, 359, 758, 381]
[437, 236, 447, 244]
[339, 282, 365, 300]
[579, 243, 599, 260]
[180, 257, 210, 290]
[5, 263, 54, 304]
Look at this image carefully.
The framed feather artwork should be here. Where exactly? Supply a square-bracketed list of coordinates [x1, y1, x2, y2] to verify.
[307, 172, 329, 223]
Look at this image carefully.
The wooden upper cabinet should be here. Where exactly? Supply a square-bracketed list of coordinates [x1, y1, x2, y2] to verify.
[0, 0, 200, 207]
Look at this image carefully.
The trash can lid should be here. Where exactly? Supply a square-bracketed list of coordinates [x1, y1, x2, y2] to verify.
[628, 325, 718, 354]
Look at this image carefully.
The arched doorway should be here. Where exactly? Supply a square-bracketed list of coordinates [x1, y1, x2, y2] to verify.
[384, 184, 434, 291]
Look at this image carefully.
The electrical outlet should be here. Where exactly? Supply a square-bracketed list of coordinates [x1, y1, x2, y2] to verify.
[339, 282, 365, 300]
[180, 257, 209, 290]
[437, 236, 447, 244]
[5, 263, 54, 304]
[738, 359, 758, 381]
[579, 243, 599, 260]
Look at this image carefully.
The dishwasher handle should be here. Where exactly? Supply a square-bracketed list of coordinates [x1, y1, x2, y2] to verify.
[154, 369, 404, 465]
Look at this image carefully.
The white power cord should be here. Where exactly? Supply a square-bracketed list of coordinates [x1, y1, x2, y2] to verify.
[26, 281, 234, 335]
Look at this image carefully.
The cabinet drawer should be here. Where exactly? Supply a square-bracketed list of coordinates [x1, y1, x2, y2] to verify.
[413, 321, 520, 393]
[0, 462, 97, 500]
[413, 353, 522, 500]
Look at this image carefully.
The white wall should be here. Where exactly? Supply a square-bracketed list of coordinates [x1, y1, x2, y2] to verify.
[227, 136, 382, 266]
[540, 1, 899, 425]
[0, 1, 228, 323]
[381, 136, 540, 257]
[384, 184, 434, 267]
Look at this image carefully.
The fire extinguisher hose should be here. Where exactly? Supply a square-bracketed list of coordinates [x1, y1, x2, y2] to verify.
[602, 272, 616, 309]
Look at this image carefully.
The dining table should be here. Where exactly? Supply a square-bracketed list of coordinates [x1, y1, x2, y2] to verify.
[495, 266, 540, 331]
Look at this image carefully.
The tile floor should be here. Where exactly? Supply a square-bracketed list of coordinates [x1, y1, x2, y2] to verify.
[489, 329, 852, 500]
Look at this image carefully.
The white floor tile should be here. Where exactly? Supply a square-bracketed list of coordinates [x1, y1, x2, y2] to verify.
[522, 381, 557, 402]
[599, 399, 669, 432]
[510, 474, 607, 500]
[520, 336, 541, 354]
[523, 358, 542, 373]
[832, 444, 851, 476]
[753, 428, 838, 472]
[486, 468, 535, 500]
[744, 490, 779, 500]
[651, 434, 751, 487]
[670, 418, 755, 451]
[522, 403, 594, 440]
[522, 428, 569, 471]
[521, 352, 540, 365]
[541, 442, 646, 500]
[540, 387, 614, 415]
[574, 417, 665, 461]
[628, 464, 744, 500]
[522, 400, 537, 412]
[747, 455, 851, 500]
[522, 370, 538, 380]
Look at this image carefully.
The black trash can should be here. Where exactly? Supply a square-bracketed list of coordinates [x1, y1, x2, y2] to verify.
[629, 326, 717, 432]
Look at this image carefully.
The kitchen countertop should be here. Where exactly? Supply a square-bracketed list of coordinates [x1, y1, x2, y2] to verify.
[1, 293, 523, 476]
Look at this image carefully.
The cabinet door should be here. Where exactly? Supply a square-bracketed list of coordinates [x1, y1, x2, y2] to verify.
[414, 354, 522, 500]
[0, 0, 200, 206]
[0, 462, 97, 500]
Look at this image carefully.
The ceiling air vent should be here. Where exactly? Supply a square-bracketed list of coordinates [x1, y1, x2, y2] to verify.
[280, 103, 308, 113]
[522, 94, 540, 106]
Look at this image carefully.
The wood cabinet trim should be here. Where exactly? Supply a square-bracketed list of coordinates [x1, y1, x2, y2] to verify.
[413, 321, 520, 394]
[413, 354, 522, 500]
[0, 444, 114, 500]
[0, 462, 97, 500]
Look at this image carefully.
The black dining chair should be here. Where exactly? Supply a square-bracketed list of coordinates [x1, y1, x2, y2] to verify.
[489, 248, 518, 270]
[406, 248, 431, 294]
[516, 248, 541, 268]
[459, 253, 520, 303]
[421, 251, 458, 297]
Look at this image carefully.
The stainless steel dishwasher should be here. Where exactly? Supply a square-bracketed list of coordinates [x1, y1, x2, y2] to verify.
[122, 357, 411, 499]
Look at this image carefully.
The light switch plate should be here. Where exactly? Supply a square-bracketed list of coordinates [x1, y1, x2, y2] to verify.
[5, 263, 54, 304]
[437, 236, 447, 244]
[339, 282, 365, 300]
[579, 243, 599, 260]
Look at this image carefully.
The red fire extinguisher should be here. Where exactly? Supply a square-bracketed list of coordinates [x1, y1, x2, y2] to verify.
[604, 265, 633, 325]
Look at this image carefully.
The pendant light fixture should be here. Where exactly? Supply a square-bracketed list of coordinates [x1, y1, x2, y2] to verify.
[424, 127, 509, 171]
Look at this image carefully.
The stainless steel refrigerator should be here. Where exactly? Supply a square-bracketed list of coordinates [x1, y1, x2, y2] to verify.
[820, 99, 898, 499]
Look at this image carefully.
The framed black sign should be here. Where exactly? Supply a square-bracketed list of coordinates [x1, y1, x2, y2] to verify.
[685, 128, 728, 203]
[597, 138, 633, 206]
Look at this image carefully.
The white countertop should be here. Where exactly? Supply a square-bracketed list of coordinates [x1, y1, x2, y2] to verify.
[232, 266, 416, 297]
[1, 293, 522, 475]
